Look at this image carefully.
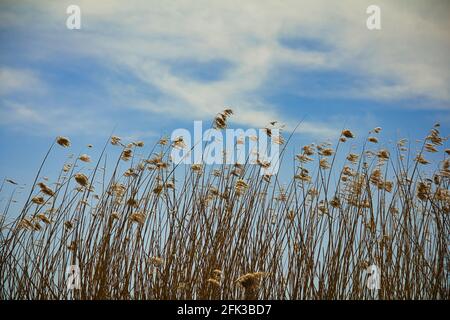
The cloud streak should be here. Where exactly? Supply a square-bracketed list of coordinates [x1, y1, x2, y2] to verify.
[0, 0, 449, 139]
[0, 67, 45, 95]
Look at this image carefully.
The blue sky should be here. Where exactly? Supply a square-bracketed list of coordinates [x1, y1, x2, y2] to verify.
[0, 0, 449, 196]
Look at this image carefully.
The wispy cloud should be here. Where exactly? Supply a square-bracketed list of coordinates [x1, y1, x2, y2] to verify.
[0, 67, 45, 95]
[0, 100, 112, 136]
[0, 0, 449, 139]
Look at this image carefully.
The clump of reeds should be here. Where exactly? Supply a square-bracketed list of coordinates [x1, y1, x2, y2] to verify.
[236, 272, 267, 299]
[0, 113, 448, 300]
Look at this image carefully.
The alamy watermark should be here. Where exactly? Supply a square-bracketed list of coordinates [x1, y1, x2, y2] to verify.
[65, 5, 380, 32]
[366, 5, 381, 30]
[66, 5, 81, 30]
[66, 264, 80, 290]
[366, 264, 381, 291]
[170, 121, 281, 175]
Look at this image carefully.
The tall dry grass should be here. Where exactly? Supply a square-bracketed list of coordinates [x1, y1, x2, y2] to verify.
[0, 112, 449, 300]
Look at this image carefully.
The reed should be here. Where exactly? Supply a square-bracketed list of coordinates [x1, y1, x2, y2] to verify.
[0, 112, 448, 300]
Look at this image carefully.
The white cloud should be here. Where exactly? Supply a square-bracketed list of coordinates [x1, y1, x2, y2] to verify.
[0, 100, 112, 136]
[0, 67, 45, 95]
[1, 0, 449, 138]
[68, 0, 449, 103]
